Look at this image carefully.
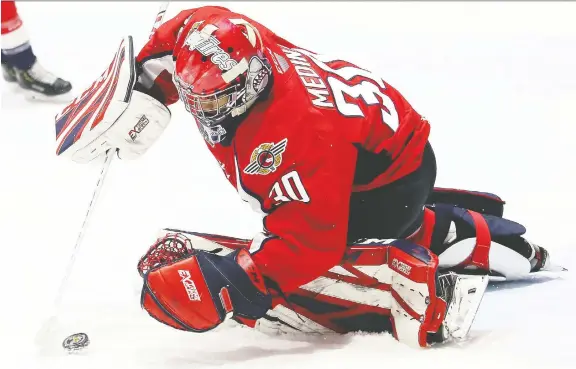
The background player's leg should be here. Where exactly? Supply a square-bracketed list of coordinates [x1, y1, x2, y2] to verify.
[1, 0, 72, 99]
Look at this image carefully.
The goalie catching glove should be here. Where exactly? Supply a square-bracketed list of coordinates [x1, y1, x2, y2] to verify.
[138, 233, 272, 331]
[54, 36, 171, 163]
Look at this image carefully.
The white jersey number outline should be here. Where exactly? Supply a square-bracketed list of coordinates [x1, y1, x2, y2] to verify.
[270, 171, 310, 204]
[295, 49, 399, 131]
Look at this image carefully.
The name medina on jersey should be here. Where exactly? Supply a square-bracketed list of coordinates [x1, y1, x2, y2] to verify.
[184, 29, 237, 71]
[244, 138, 288, 175]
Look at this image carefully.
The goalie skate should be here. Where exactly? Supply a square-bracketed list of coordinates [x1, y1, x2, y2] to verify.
[438, 273, 489, 342]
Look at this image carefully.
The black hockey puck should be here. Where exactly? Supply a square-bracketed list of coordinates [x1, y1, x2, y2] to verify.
[62, 333, 90, 351]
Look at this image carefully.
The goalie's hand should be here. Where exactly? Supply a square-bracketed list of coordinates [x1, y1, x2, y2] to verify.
[54, 36, 171, 163]
[139, 235, 272, 332]
[108, 90, 171, 160]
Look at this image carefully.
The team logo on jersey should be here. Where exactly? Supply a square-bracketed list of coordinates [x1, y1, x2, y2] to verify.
[244, 138, 288, 175]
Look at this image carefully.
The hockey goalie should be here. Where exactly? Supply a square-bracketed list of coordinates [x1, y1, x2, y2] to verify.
[54, 6, 561, 348]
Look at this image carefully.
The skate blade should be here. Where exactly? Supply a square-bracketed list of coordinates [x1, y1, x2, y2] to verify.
[24, 89, 74, 104]
[444, 274, 489, 340]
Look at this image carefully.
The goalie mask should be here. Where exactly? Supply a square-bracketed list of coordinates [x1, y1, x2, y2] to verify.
[174, 15, 272, 145]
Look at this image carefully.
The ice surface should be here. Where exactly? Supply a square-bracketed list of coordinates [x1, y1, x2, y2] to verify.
[1, 2, 575, 369]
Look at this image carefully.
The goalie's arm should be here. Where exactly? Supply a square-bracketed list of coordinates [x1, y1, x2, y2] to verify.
[249, 133, 358, 293]
[134, 8, 197, 105]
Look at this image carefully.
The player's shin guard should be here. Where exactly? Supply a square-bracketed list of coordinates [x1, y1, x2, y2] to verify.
[138, 234, 271, 332]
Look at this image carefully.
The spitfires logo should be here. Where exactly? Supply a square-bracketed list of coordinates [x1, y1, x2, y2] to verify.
[183, 24, 237, 71]
[244, 138, 288, 175]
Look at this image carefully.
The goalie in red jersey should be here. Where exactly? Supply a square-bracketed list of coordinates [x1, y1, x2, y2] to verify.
[55, 6, 562, 348]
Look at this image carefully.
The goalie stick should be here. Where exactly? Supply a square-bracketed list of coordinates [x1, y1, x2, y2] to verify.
[35, 1, 171, 353]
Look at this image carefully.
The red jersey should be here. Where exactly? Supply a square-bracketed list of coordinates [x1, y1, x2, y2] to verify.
[136, 7, 430, 293]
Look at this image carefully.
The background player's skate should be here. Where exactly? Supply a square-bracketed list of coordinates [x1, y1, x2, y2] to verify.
[1, 0, 72, 101]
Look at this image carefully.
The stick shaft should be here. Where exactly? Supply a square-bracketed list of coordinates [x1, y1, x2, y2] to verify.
[52, 1, 171, 309]
[36, 3, 171, 349]
[150, 2, 170, 38]
[53, 149, 115, 309]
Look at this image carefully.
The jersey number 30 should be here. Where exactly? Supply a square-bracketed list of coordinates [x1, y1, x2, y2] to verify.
[270, 171, 310, 204]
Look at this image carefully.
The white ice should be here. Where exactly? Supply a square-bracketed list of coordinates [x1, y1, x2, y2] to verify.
[1, 2, 575, 369]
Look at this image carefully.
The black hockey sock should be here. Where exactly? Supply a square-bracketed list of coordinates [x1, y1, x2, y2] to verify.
[1, 42, 36, 70]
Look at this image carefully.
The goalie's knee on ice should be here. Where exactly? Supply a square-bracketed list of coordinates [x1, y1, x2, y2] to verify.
[352, 240, 486, 347]
[383, 240, 445, 348]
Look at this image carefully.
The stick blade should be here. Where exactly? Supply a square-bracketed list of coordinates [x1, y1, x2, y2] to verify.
[35, 315, 79, 356]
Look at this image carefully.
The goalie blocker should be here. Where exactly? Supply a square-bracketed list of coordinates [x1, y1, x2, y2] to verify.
[137, 231, 488, 348]
[54, 36, 171, 163]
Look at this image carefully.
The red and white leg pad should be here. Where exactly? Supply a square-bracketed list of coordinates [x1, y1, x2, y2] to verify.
[146, 229, 488, 347]
[385, 241, 445, 347]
